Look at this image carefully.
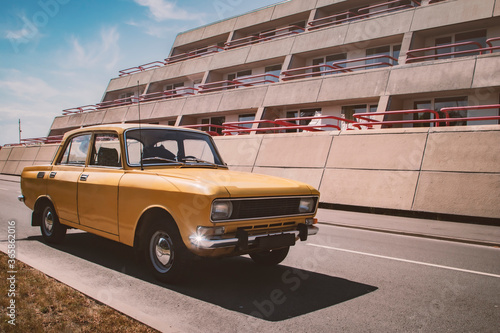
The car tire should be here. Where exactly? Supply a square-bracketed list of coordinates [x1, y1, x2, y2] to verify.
[40, 203, 67, 244]
[250, 246, 290, 266]
[143, 220, 189, 284]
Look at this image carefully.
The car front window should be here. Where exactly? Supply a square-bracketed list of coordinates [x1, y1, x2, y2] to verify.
[125, 128, 224, 167]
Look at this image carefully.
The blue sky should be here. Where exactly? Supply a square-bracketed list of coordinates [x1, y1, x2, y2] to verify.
[0, 0, 282, 145]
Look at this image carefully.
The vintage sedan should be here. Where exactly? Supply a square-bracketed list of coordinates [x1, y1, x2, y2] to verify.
[19, 124, 319, 283]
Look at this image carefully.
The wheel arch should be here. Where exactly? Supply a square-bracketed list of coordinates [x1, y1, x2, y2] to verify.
[32, 196, 55, 227]
[133, 206, 180, 252]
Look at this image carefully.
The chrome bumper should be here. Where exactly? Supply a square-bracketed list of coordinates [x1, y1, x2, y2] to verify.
[189, 225, 319, 250]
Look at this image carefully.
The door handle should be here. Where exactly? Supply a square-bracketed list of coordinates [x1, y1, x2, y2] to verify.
[49, 172, 57, 178]
[80, 174, 89, 181]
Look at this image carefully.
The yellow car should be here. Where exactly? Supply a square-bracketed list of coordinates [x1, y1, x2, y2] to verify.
[19, 124, 319, 283]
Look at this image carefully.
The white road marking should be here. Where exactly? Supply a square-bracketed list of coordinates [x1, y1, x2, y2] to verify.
[308, 243, 500, 279]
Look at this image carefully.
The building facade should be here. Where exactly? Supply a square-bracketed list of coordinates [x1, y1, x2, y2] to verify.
[49, 0, 500, 136]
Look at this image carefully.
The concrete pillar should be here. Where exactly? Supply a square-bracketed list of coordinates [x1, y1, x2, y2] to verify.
[399, 31, 414, 65]
[250, 107, 266, 135]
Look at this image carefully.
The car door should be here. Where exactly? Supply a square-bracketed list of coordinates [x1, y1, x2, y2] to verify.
[47, 133, 91, 224]
[77, 132, 123, 235]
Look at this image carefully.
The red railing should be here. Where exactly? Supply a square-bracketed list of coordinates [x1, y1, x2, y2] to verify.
[181, 124, 246, 136]
[62, 105, 98, 115]
[307, 1, 420, 31]
[119, 61, 165, 77]
[165, 45, 224, 64]
[352, 106, 500, 129]
[141, 87, 198, 102]
[258, 25, 305, 41]
[198, 74, 279, 93]
[406, 38, 500, 63]
[225, 35, 260, 49]
[5, 135, 64, 147]
[282, 55, 398, 81]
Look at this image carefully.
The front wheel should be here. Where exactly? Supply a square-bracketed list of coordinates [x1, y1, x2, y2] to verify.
[143, 221, 189, 283]
[40, 204, 67, 244]
[250, 247, 290, 266]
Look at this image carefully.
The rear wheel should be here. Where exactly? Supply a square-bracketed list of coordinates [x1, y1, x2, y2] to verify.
[250, 246, 290, 266]
[143, 220, 189, 283]
[40, 204, 66, 244]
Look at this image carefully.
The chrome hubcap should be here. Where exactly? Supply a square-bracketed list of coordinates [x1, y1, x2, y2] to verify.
[150, 231, 174, 273]
[43, 208, 54, 235]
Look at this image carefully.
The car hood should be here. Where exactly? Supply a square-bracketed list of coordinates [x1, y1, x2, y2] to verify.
[153, 168, 316, 198]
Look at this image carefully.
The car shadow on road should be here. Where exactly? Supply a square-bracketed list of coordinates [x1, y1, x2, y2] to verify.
[28, 232, 377, 322]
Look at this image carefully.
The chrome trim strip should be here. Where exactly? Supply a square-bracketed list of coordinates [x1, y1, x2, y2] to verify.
[189, 226, 319, 249]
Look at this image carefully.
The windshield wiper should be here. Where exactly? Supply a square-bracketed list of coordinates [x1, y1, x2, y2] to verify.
[141, 157, 183, 165]
[181, 157, 219, 167]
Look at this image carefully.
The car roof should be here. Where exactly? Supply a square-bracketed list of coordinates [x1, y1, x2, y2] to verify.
[62, 123, 207, 139]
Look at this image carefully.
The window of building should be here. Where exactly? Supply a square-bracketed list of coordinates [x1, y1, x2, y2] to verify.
[265, 65, 282, 82]
[238, 114, 256, 129]
[165, 82, 184, 93]
[434, 30, 487, 59]
[202, 116, 226, 135]
[285, 108, 322, 132]
[341, 104, 376, 121]
[312, 53, 347, 76]
[366, 44, 401, 67]
[227, 70, 253, 88]
[435, 96, 468, 126]
[413, 101, 433, 127]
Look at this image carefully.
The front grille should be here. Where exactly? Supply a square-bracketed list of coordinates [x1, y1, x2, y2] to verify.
[227, 196, 317, 221]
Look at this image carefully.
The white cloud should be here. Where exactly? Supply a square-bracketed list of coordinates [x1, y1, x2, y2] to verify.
[134, 0, 205, 21]
[66, 26, 121, 71]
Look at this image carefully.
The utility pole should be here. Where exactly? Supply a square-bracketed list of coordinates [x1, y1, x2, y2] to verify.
[18, 119, 22, 144]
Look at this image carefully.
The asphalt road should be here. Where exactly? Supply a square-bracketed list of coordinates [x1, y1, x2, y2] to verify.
[1, 178, 499, 332]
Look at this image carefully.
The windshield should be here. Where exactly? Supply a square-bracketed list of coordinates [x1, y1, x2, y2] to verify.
[125, 128, 225, 167]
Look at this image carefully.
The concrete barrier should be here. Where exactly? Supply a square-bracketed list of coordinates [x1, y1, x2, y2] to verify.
[2, 126, 499, 218]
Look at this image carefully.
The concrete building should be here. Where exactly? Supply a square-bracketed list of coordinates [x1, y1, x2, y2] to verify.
[2, 0, 500, 220]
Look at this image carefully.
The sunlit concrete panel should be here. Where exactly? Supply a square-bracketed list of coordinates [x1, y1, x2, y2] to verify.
[495, 1, 500, 16]
[271, 0, 317, 19]
[182, 93, 223, 115]
[106, 76, 131, 92]
[9, 147, 25, 161]
[315, 0, 349, 8]
[50, 116, 70, 130]
[255, 133, 333, 168]
[178, 56, 213, 77]
[35, 145, 58, 163]
[291, 25, 349, 54]
[150, 62, 184, 83]
[21, 146, 40, 161]
[327, 132, 428, 170]
[413, 171, 500, 219]
[202, 18, 236, 39]
[16, 161, 34, 175]
[320, 168, 419, 210]
[411, 0, 496, 31]
[209, 47, 251, 70]
[471, 55, 500, 88]
[213, 136, 263, 167]
[149, 99, 186, 120]
[234, 7, 274, 30]
[102, 106, 129, 124]
[2, 161, 20, 175]
[0, 147, 12, 161]
[124, 102, 156, 122]
[65, 113, 86, 128]
[246, 38, 294, 63]
[252, 167, 324, 189]
[172, 28, 205, 48]
[82, 110, 106, 126]
[385, 59, 476, 95]
[0, 161, 5, 174]
[422, 129, 500, 173]
[218, 86, 268, 111]
[263, 78, 323, 106]
[227, 166, 253, 173]
[344, 11, 413, 45]
[318, 69, 389, 101]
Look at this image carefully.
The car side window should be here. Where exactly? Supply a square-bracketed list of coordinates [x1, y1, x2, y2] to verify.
[59, 134, 91, 165]
[90, 133, 121, 167]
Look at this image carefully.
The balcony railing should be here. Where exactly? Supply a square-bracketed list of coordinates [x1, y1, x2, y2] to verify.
[165, 45, 224, 64]
[63, 105, 98, 115]
[140, 87, 198, 102]
[406, 38, 500, 63]
[118, 61, 166, 77]
[198, 74, 279, 93]
[308, 0, 420, 31]
[281, 55, 398, 81]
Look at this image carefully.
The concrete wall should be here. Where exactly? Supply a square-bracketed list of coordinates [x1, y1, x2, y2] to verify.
[2, 125, 499, 218]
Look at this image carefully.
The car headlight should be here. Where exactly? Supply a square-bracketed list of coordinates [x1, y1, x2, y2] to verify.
[211, 200, 233, 221]
[299, 197, 315, 213]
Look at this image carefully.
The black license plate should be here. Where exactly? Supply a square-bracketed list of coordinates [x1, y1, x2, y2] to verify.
[256, 233, 296, 250]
